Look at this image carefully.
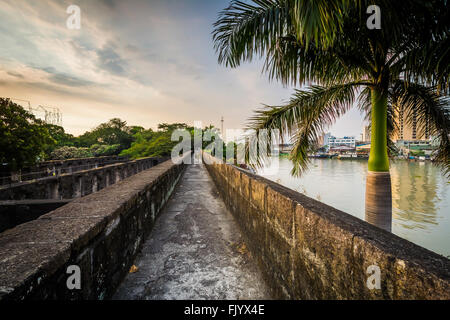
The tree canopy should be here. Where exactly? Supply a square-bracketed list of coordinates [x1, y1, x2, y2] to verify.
[120, 123, 193, 159]
[74, 118, 134, 150]
[0, 98, 54, 170]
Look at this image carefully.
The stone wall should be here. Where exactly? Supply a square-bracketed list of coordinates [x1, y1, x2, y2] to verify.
[0, 157, 166, 201]
[0, 155, 189, 300]
[0, 156, 128, 185]
[0, 200, 71, 233]
[203, 152, 450, 299]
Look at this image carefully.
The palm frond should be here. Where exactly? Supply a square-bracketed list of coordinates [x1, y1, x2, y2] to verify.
[387, 0, 450, 94]
[246, 82, 362, 175]
[212, 0, 291, 68]
[212, 0, 353, 86]
[391, 81, 450, 176]
[289, 0, 348, 48]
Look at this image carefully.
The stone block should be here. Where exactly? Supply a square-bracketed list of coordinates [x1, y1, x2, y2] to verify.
[249, 178, 266, 212]
[266, 186, 294, 239]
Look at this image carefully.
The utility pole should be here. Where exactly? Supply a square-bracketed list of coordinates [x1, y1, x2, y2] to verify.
[221, 116, 224, 141]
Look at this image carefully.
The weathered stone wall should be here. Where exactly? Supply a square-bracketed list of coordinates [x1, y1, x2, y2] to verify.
[0, 200, 71, 233]
[33, 156, 128, 172]
[0, 155, 189, 300]
[0, 156, 128, 184]
[203, 152, 450, 300]
[0, 157, 166, 201]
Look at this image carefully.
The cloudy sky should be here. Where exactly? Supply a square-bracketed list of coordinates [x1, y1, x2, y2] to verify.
[0, 0, 367, 137]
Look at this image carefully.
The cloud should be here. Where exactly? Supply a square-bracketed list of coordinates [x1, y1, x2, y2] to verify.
[6, 71, 24, 79]
[0, 0, 365, 137]
[96, 43, 128, 76]
[28, 66, 94, 87]
[48, 73, 95, 87]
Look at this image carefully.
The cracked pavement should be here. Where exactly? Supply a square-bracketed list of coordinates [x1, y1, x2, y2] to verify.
[113, 163, 271, 300]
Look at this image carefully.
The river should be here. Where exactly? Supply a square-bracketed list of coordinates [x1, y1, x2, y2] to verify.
[258, 158, 450, 257]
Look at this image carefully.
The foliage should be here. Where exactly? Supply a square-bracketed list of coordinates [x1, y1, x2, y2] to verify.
[48, 143, 122, 160]
[89, 144, 122, 157]
[120, 123, 226, 160]
[43, 124, 75, 156]
[74, 118, 135, 152]
[410, 150, 425, 157]
[1, 98, 222, 165]
[120, 123, 193, 159]
[49, 146, 93, 160]
[0, 98, 54, 170]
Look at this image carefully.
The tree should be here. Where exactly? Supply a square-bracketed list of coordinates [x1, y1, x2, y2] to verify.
[120, 123, 194, 159]
[74, 118, 134, 153]
[89, 144, 121, 157]
[0, 98, 54, 171]
[43, 124, 75, 156]
[213, 0, 449, 231]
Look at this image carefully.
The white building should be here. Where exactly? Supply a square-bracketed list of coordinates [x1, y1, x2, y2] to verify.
[323, 132, 332, 147]
[329, 136, 356, 148]
[362, 126, 371, 142]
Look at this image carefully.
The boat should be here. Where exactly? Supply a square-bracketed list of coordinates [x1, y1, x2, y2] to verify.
[337, 153, 357, 159]
[309, 153, 332, 159]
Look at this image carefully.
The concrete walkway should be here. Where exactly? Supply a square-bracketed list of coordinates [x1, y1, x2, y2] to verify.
[113, 163, 271, 300]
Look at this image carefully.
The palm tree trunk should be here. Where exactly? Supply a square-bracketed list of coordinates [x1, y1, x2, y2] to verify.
[366, 87, 392, 232]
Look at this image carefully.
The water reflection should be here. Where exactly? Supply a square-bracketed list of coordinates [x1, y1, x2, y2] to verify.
[391, 161, 439, 229]
[258, 158, 450, 256]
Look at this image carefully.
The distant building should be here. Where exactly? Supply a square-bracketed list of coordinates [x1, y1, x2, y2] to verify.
[362, 125, 371, 142]
[328, 136, 356, 148]
[394, 105, 430, 141]
[279, 143, 293, 153]
[356, 143, 371, 155]
[396, 140, 433, 156]
[322, 132, 331, 147]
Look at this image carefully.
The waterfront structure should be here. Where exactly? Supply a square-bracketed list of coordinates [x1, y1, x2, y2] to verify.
[362, 126, 371, 142]
[322, 132, 331, 147]
[328, 136, 356, 148]
[356, 143, 371, 157]
[394, 105, 430, 141]
[279, 143, 293, 153]
[391, 105, 433, 156]
[396, 140, 433, 156]
[319, 132, 349, 149]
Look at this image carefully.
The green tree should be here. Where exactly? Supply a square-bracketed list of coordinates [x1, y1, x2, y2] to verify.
[74, 118, 134, 153]
[89, 144, 122, 157]
[43, 124, 75, 156]
[0, 98, 54, 170]
[120, 123, 194, 159]
[213, 0, 449, 231]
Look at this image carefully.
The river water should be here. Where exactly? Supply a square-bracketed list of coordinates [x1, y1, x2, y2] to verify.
[258, 158, 450, 257]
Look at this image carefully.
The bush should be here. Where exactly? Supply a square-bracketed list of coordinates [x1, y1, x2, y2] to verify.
[49, 146, 93, 160]
[89, 144, 121, 156]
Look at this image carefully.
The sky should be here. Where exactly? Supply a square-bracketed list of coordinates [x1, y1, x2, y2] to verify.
[0, 0, 367, 138]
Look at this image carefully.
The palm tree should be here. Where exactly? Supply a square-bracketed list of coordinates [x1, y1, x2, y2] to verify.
[213, 0, 449, 231]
